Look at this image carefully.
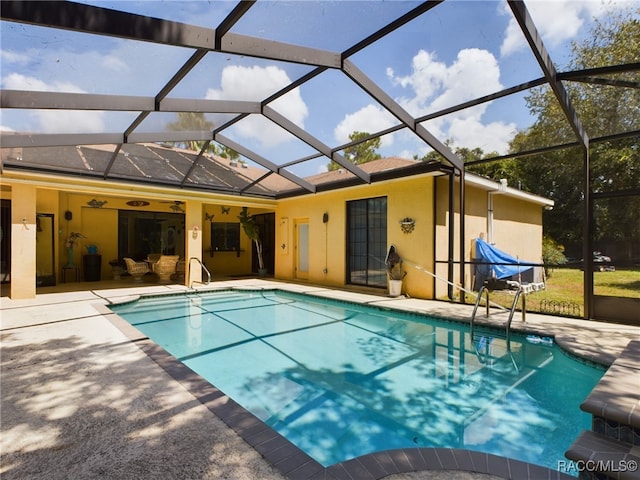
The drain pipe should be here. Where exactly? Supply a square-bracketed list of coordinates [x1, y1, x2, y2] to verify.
[487, 178, 508, 244]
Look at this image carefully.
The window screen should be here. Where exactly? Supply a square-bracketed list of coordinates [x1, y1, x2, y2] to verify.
[347, 196, 387, 287]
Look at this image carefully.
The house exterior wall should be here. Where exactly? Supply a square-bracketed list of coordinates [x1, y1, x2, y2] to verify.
[10, 184, 37, 298]
[201, 205, 272, 276]
[2, 169, 547, 300]
[275, 175, 436, 299]
[2, 173, 276, 287]
[434, 176, 546, 300]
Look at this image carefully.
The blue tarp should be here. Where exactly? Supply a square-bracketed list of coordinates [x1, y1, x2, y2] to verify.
[474, 238, 533, 280]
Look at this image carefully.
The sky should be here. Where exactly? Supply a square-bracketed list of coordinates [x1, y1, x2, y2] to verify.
[0, 0, 633, 176]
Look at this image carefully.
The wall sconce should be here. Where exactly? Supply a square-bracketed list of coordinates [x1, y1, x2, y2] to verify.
[192, 225, 200, 239]
[400, 217, 415, 234]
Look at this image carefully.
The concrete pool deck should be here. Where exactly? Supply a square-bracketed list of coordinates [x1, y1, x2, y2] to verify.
[2, 278, 639, 479]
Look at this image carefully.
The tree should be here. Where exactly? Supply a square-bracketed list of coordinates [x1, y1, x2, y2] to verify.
[166, 112, 215, 152]
[238, 207, 265, 273]
[420, 140, 501, 171]
[218, 145, 240, 161]
[328, 131, 381, 171]
[542, 235, 568, 277]
[477, 8, 640, 258]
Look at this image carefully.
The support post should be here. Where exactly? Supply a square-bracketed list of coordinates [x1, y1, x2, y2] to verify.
[10, 184, 37, 299]
[583, 147, 593, 319]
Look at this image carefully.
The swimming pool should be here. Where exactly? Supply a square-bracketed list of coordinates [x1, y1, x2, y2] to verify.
[111, 289, 604, 473]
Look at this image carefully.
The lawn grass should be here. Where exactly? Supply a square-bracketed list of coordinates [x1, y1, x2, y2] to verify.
[466, 268, 640, 318]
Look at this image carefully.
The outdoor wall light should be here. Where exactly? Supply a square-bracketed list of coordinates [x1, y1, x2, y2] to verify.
[400, 217, 415, 234]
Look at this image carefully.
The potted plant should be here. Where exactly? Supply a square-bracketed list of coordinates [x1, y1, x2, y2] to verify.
[385, 245, 406, 297]
[238, 207, 266, 276]
[65, 231, 85, 267]
[108, 259, 123, 280]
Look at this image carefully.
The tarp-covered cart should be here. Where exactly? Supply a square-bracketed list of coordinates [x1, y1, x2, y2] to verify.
[470, 238, 546, 342]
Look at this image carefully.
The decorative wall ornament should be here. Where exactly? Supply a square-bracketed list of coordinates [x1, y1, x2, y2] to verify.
[87, 199, 107, 208]
[221, 206, 230, 215]
[205, 212, 215, 222]
[126, 200, 149, 207]
[399, 217, 415, 234]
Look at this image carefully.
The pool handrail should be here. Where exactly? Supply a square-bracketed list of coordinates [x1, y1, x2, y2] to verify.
[188, 257, 211, 288]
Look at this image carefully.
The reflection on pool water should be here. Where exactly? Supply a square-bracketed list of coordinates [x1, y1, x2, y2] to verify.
[112, 289, 604, 472]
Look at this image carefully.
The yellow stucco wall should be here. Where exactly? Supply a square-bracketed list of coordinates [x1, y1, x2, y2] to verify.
[434, 176, 545, 299]
[54, 193, 275, 281]
[10, 184, 36, 298]
[275, 175, 436, 298]
[3, 170, 546, 300]
[200, 204, 272, 276]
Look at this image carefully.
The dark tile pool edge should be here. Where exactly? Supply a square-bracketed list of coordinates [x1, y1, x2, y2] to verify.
[106, 310, 575, 480]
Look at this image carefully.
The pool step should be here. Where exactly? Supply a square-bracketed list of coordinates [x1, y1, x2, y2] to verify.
[565, 430, 640, 480]
[564, 340, 640, 480]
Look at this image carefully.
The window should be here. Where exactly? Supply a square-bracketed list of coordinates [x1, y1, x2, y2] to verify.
[118, 210, 185, 260]
[347, 197, 387, 287]
[211, 222, 240, 252]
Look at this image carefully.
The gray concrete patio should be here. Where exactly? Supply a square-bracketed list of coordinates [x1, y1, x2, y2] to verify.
[2, 279, 639, 479]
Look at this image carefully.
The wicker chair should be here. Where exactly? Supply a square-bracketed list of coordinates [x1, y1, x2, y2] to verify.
[124, 257, 149, 282]
[147, 253, 161, 264]
[152, 255, 179, 283]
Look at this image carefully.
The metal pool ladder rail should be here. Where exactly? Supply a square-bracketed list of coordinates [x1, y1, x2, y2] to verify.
[470, 283, 524, 346]
[188, 257, 211, 288]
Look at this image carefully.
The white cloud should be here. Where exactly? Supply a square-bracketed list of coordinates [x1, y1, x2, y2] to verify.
[334, 104, 397, 146]
[2, 72, 86, 93]
[102, 54, 129, 72]
[388, 48, 503, 117]
[1, 73, 104, 133]
[1, 49, 30, 65]
[384, 48, 515, 154]
[448, 116, 517, 153]
[206, 65, 308, 148]
[499, 0, 618, 57]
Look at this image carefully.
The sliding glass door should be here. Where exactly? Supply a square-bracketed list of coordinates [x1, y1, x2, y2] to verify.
[118, 210, 185, 261]
[347, 197, 387, 287]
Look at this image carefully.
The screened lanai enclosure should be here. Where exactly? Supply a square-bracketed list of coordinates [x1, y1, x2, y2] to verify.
[1, 1, 638, 322]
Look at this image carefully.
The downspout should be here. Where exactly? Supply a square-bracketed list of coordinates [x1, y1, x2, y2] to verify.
[487, 178, 508, 244]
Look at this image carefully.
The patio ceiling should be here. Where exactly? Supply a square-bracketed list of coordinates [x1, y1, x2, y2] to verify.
[1, 0, 639, 199]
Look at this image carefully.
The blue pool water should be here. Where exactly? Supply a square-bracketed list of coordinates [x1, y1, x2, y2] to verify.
[112, 289, 604, 472]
